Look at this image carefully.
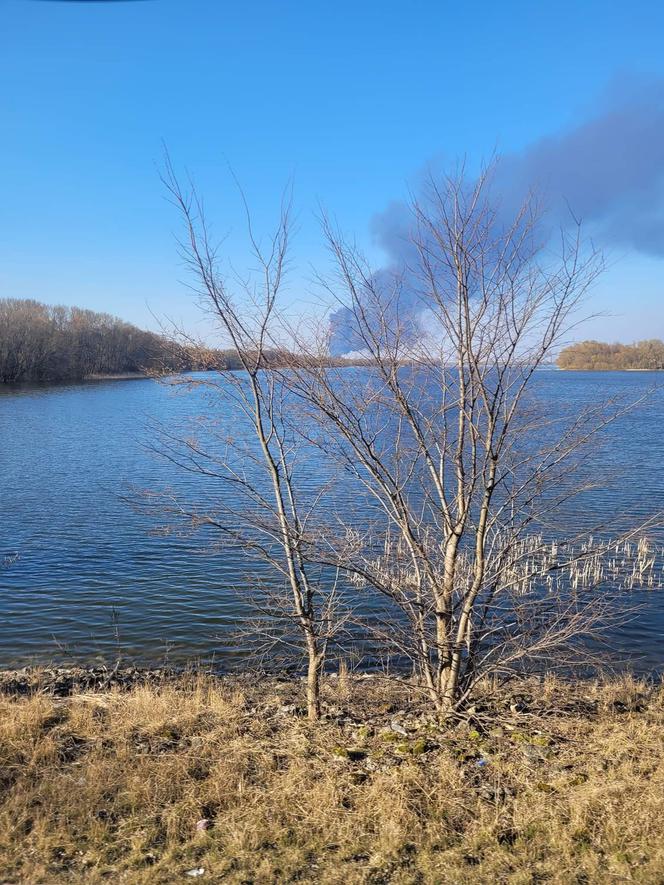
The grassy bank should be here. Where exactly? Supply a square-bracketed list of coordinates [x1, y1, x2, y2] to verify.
[0, 671, 663, 883]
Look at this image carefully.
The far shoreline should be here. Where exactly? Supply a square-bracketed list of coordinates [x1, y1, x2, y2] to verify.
[83, 372, 151, 381]
[557, 366, 664, 372]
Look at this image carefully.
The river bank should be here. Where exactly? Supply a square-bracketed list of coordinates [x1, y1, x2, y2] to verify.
[0, 668, 662, 883]
[83, 372, 149, 381]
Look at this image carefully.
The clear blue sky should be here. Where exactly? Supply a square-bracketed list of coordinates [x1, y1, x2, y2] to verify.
[2, 0, 664, 341]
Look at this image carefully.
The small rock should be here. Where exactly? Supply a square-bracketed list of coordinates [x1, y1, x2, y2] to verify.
[184, 869, 205, 878]
[390, 720, 408, 736]
[277, 703, 297, 715]
[195, 818, 210, 831]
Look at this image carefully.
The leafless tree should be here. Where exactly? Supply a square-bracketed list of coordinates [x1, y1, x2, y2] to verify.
[279, 165, 662, 713]
[153, 161, 348, 720]
[0, 297, 201, 383]
[154, 159, 661, 718]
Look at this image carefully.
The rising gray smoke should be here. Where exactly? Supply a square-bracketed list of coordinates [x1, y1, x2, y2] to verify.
[329, 75, 664, 354]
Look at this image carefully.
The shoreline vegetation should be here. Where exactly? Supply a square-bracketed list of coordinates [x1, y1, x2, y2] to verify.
[0, 298, 197, 384]
[557, 339, 664, 371]
[0, 298, 370, 385]
[0, 666, 662, 883]
[4, 298, 664, 384]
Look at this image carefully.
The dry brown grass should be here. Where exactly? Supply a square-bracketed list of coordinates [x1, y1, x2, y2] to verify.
[0, 672, 663, 884]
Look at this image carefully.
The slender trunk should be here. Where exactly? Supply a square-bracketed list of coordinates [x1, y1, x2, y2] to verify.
[306, 640, 323, 721]
[441, 465, 496, 710]
[249, 378, 327, 721]
[436, 531, 460, 694]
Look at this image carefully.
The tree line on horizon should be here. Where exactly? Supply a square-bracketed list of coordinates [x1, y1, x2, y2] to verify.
[0, 298, 368, 384]
[0, 298, 206, 383]
[557, 339, 664, 371]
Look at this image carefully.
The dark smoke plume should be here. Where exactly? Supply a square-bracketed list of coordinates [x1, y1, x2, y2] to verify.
[329, 75, 664, 354]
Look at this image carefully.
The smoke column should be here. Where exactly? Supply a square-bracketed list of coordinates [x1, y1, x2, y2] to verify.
[329, 75, 664, 354]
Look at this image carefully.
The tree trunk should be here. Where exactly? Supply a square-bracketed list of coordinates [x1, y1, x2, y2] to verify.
[306, 644, 323, 721]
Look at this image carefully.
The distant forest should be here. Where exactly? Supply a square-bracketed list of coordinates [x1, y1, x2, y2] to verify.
[0, 298, 362, 384]
[557, 339, 664, 371]
[0, 298, 237, 383]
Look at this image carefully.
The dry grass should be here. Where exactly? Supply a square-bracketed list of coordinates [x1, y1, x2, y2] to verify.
[0, 672, 663, 884]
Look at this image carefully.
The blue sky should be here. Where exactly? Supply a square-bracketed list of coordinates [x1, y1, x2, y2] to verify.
[2, 0, 664, 341]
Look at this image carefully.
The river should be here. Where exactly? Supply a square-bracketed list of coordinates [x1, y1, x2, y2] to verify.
[1, 370, 663, 672]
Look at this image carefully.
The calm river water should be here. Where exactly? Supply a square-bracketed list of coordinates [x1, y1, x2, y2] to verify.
[1, 371, 663, 672]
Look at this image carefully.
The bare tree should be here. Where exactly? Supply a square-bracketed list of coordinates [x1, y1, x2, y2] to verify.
[0, 297, 198, 383]
[155, 162, 345, 720]
[153, 160, 661, 718]
[280, 165, 661, 713]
